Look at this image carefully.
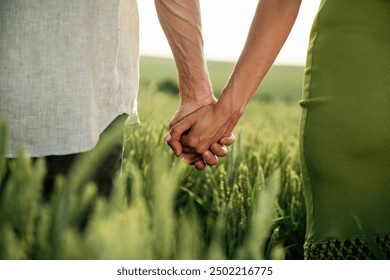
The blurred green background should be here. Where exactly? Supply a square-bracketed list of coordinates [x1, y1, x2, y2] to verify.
[0, 56, 307, 260]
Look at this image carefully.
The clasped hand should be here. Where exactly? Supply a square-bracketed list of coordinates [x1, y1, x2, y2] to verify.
[164, 102, 236, 170]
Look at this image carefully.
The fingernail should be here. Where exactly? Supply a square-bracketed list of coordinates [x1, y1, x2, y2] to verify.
[164, 132, 171, 142]
[221, 146, 228, 153]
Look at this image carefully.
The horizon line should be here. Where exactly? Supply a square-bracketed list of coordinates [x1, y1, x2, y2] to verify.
[140, 54, 305, 67]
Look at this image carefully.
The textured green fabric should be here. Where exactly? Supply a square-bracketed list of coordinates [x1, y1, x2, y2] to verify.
[299, 0, 390, 259]
[304, 234, 390, 260]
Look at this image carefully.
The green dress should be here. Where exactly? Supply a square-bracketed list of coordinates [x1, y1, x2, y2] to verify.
[299, 0, 390, 259]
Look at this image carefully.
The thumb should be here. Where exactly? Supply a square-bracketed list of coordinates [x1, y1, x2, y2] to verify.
[164, 114, 198, 157]
[165, 113, 197, 142]
[168, 114, 182, 130]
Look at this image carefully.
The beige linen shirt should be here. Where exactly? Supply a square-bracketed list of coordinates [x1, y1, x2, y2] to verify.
[0, 0, 140, 157]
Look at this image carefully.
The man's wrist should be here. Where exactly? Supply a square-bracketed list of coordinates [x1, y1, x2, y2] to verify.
[179, 83, 216, 107]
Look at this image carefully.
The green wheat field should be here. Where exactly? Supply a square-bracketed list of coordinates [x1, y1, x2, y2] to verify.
[0, 56, 306, 260]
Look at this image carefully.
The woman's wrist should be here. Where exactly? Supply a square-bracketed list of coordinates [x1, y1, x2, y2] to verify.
[216, 86, 247, 125]
[212, 101, 241, 133]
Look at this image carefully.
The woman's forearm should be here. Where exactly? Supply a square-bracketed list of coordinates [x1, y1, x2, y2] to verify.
[217, 0, 302, 122]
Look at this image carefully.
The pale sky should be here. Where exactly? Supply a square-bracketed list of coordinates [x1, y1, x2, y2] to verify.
[139, 0, 321, 66]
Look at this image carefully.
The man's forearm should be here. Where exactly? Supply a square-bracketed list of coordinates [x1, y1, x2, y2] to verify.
[155, 0, 213, 105]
